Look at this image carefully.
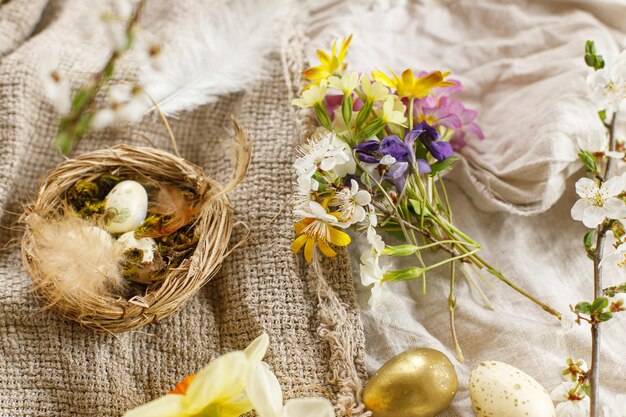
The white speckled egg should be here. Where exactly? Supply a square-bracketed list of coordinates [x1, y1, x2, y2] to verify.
[117, 232, 156, 263]
[469, 361, 555, 417]
[104, 180, 148, 234]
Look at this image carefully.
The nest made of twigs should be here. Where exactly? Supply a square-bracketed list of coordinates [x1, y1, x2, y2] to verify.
[20, 131, 249, 333]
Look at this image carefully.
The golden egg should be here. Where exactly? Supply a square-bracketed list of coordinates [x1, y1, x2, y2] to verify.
[363, 348, 458, 417]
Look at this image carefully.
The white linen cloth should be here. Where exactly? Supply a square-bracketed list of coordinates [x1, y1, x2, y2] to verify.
[306, 0, 626, 414]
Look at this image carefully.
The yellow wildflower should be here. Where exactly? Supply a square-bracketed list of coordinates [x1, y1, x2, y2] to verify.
[302, 35, 353, 84]
[328, 72, 360, 95]
[381, 96, 407, 126]
[123, 334, 270, 417]
[292, 201, 351, 263]
[291, 80, 328, 108]
[372, 69, 455, 98]
[360, 74, 389, 103]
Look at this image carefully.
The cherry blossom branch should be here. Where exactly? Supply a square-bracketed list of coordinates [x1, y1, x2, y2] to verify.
[589, 112, 617, 417]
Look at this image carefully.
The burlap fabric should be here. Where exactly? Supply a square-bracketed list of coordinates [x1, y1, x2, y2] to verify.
[0, 1, 367, 416]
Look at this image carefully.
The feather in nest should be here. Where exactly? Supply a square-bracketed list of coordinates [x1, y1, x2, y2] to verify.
[141, 0, 294, 116]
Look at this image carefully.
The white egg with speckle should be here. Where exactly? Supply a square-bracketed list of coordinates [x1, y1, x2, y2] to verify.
[469, 361, 555, 417]
[104, 180, 148, 233]
[117, 232, 156, 263]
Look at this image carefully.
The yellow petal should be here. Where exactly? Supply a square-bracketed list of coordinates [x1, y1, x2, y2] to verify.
[220, 397, 254, 417]
[291, 234, 308, 254]
[317, 49, 330, 66]
[317, 240, 337, 258]
[185, 351, 248, 414]
[122, 395, 185, 417]
[304, 238, 315, 264]
[243, 332, 269, 363]
[338, 34, 353, 61]
[294, 220, 310, 235]
[412, 71, 447, 98]
[328, 227, 351, 247]
[371, 70, 396, 89]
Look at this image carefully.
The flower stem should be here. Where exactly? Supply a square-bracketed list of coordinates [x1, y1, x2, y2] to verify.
[589, 112, 617, 417]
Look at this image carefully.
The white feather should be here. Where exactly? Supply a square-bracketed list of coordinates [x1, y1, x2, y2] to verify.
[141, 0, 294, 116]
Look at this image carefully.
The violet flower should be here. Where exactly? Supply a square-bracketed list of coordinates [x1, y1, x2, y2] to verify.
[416, 121, 454, 161]
[447, 99, 484, 149]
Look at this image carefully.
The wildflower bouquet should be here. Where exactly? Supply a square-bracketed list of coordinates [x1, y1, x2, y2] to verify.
[291, 36, 561, 358]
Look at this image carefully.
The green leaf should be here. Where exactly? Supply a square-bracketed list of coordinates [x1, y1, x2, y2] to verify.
[598, 109, 607, 123]
[598, 311, 613, 322]
[409, 199, 432, 217]
[575, 301, 592, 314]
[341, 94, 353, 126]
[585, 40, 605, 70]
[578, 150, 599, 174]
[591, 297, 609, 313]
[356, 100, 373, 128]
[429, 156, 459, 176]
[583, 231, 595, 249]
[361, 117, 385, 138]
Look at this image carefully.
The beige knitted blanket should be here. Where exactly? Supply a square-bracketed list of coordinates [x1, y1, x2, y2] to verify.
[0, 1, 367, 416]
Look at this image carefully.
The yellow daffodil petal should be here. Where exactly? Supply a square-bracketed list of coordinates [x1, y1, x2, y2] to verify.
[185, 351, 249, 414]
[371, 70, 396, 89]
[304, 238, 315, 264]
[291, 234, 309, 254]
[412, 71, 455, 98]
[219, 397, 255, 417]
[317, 240, 338, 258]
[243, 333, 269, 363]
[317, 49, 331, 66]
[122, 395, 185, 417]
[328, 227, 351, 247]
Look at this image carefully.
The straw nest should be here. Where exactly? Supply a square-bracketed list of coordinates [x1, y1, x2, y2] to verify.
[20, 128, 250, 333]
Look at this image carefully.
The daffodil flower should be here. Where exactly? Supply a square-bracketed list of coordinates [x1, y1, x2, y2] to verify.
[291, 80, 329, 108]
[246, 362, 334, 417]
[302, 35, 352, 84]
[381, 97, 407, 126]
[372, 69, 455, 99]
[328, 72, 360, 95]
[360, 74, 389, 103]
[123, 333, 269, 417]
[292, 201, 351, 263]
[570, 176, 626, 228]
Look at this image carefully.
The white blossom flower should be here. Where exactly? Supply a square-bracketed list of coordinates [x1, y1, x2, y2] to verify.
[360, 251, 390, 308]
[294, 132, 354, 178]
[366, 224, 385, 254]
[293, 176, 318, 211]
[91, 84, 148, 130]
[246, 362, 334, 417]
[588, 51, 626, 113]
[38, 51, 71, 114]
[551, 382, 589, 417]
[133, 28, 165, 72]
[331, 180, 371, 223]
[571, 176, 626, 228]
[379, 154, 396, 166]
[81, 0, 136, 50]
[603, 394, 626, 417]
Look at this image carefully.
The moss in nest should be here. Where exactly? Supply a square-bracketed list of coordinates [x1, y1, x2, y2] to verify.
[121, 248, 167, 285]
[67, 175, 120, 218]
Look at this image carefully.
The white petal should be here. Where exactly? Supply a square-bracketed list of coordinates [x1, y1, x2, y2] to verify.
[606, 151, 625, 159]
[350, 179, 359, 195]
[354, 190, 371, 206]
[352, 205, 366, 223]
[550, 382, 574, 402]
[602, 175, 625, 197]
[570, 199, 588, 221]
[122, 395, 185, 417]
[368, 282, 386, 309]
[91, 109, 116, 130]
[283, 398, 335, 417]
[575, 178, 598, 198]
[582, 205, 605, 228]
[308, 201, 336, 223]
[603, 197, 626, 219]
[244, 333, 270, 363]
[246, 362, 283, 417]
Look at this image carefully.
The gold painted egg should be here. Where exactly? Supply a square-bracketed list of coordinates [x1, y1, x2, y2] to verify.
[469, 361, 555, 417]
[363, 348, 458, 417]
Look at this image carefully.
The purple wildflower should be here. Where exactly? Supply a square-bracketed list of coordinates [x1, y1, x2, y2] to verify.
[417, 121, 454, 161]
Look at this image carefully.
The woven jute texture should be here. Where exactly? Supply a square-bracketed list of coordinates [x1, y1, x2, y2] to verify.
[0, 0, 367, 416]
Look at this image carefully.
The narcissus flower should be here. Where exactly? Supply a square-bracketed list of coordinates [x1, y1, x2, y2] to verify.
[381, 97, 407, 126]
[291, 80, 329, 108]
[372, 69, 455, 99]
[292, 201, 351, 263]
[302, 35, 352, 84]
[123, 333, 270, 417]
[360, 74, 390, 103]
